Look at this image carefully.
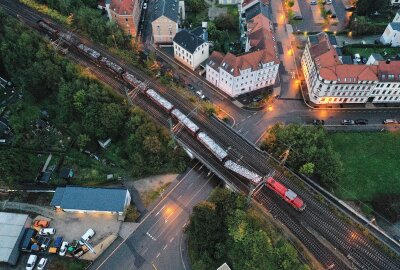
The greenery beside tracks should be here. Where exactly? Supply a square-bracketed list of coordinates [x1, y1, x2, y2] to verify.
[188, 188, 310, 270]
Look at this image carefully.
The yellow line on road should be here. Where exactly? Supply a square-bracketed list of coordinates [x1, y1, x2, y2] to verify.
[152, 263, 158, 270]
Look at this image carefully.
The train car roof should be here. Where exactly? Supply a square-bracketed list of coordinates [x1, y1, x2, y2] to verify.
[292, 197, 305, 209]
[224, 160, 262, 184]
[197, 132, 228, 161]
[78, 44, 101, 59]
[146, 89, 174, 111]
[266, 177, 287, 196]
[171, 109, 200, 134]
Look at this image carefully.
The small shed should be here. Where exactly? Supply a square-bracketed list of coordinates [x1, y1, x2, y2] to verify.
[59, 168, 74, 179]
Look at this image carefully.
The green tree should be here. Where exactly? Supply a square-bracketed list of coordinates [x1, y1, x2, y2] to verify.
[355, 0, 390, 16]
[261, 123, 343, 188]
[77, 134, 90, 151]
[299, 162, 315, 176]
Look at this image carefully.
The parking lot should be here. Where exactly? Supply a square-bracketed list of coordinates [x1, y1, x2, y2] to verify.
[51, 211, 121, 245]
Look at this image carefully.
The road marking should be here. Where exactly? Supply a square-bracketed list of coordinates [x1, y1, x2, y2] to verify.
[95, 163, 200, 269]
[177, 195, 182, 199]
[156, 205, 166, 216]
[180, 232, 188, 270]
[170, 237, 174, 243]
[163, 244, 167, 250]
[146, 232, 157, 241]
[152, 263, 158, 270]
[156, 253, 160, 258]
[141, 247, 148, 255]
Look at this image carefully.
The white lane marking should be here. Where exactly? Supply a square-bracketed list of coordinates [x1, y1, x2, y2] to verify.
[156, 253, 160, 258]
[170, 237, 174, 243]
[178, 195, 182, 199]
[163, 244, 167, 250]
[156, 205, 166, 216]
[141, 247, 148, 255]
[146, 232, 157, 241]
[180, 232, 188, 270]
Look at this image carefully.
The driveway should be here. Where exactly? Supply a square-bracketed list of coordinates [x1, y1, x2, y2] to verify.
[51, 212, 121, 245]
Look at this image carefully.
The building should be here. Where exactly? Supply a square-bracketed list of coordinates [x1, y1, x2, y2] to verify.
[218, 0, 240, 4]
[109, 0, 141, 36]
[217, 263, 232, 270]
[206, 13, 279, 97]
[0, 212, 30, 265]
[366, 53, 384, 65]
[50, 186, 131, 216]
[151, 0, 179, 43]
[301, 32, 400, 105]
[173, 25, 209, 70]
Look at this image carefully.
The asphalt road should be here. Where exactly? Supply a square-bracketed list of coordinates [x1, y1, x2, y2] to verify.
[90, 163, 217, 270]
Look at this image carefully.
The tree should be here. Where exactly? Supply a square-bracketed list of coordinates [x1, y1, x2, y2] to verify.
[186, 0, 207, 11]
[261, 123, 343, 188]
[214, 14, 236, 31]
[355, 0, 390, 16]
[77, 134, 90, 151]
[299, 162, 315, 176]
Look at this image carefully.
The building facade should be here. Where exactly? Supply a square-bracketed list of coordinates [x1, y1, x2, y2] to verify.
[206, 13, 279, 97]
[151, 0, 179, 43]
[109, 0, 141, 37]
[173, 26, 209, 70]
[301, 32, 400, 105]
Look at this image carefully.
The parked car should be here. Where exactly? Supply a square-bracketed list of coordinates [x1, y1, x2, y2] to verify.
[354, 53, 361, 63]
[35, 236, 51, 250]
[195, 90, 206, 100]
[79, 228, 95, 245]
[59, 241, 69, 256]
[293, 15, 303, 20]
[187, 83, 195, 91]
[143, 3, 147, 9]
[313, 119, 325, 125]
[383, 119, 397, 124]
[26, 254, 37, 270]
[36, 258, 48, 270]
[33, 220, 49, 228]
[53, 236, 63, 249]
[330, 13, 337, 18]
[355, 119, 368, 125]
[252, 95, 262, 102]
[39, 228, 56, 236]
[72, 245, 88, 258]
[326, 0, 332, 4]
[310, 0, 317, 5]
[341, 119, 355, 125]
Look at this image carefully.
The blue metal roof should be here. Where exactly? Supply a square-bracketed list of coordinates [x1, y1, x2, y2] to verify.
[50, 186, 129, 212]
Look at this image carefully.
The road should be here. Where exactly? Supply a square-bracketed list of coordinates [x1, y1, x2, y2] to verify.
[4, 2, 400, 269]
[90, 163, 217, 270]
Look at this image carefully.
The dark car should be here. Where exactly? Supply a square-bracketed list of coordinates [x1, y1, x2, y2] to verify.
[313, 119, 325, 125]
[187, 84, 195, 91]
[355, 119, 368, 125]
[54, 236, 63, 248]
[330, 13, 337, 19]
[252, 96, 262, 102]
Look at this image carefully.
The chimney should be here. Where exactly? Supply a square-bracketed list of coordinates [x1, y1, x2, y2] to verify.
[386, 59, 391, 64]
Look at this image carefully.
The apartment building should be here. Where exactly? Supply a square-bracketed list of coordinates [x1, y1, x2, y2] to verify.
[301, 32, 400, 105]
[151, 0, 179, 43]
[206, 12, 279, 97]
[109, 0, 141, 37]
[173, 26, 209, 70]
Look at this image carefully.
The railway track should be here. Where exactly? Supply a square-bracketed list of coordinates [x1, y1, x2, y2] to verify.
[2, 1, 400, 269]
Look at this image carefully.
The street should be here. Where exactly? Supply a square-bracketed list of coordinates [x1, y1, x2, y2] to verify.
[90, 163, 217, 270]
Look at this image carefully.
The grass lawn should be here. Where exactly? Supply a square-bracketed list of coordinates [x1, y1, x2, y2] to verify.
[141, 182, 171, 207]
[330, 131, 400, 202]
[342, 46, 400, 60]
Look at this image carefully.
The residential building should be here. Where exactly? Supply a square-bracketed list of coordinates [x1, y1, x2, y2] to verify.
[109, 0, 141, 37]
[50, 186, 131, 216]
[206, 13, 279, 97]
[0, 213, 31, 265]
[151, 0, 179, 43]
[173, 25, 209, 70]
[380, 10, 400, 46]
[301, 32, 400, 105]
[218, 0, 241, 4]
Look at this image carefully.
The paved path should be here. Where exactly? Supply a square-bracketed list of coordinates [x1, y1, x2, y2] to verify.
[0, 200, 54, 218]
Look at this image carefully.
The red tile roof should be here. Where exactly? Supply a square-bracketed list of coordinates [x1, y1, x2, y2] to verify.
[247, 13, 276, 52]
[207, 51, 224, 71]
[110, 0, 136, 15]
[378, 60, 400, 81]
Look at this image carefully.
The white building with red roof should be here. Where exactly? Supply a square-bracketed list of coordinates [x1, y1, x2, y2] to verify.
[206, 13, 279, 97]
[302, 32, 400, 105]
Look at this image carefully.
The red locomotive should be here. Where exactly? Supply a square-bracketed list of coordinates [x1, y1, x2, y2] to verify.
[266, 177, 306, 211]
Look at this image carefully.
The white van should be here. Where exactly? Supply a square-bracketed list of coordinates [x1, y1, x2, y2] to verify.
[26, 254, 37, 270]
[38, 228, 56, 235]
[79, 228, 95, 245]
